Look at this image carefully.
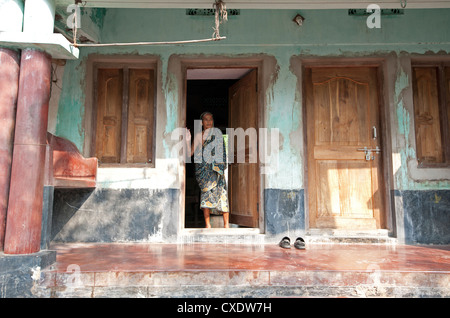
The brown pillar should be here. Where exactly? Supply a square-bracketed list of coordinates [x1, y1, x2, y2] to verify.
[0, 48, 21, 251]
[4, 48, 51, 254]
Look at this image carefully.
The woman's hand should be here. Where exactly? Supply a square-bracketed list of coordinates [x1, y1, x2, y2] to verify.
[186, 128, 192, 142]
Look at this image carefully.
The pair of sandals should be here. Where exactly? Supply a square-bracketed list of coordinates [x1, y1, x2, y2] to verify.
[279, 236, 305, 250]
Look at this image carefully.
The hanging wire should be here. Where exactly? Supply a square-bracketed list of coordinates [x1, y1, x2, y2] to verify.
[73, 37, 226, 47]
[212, 0, 228, 39]
[72, 7, 78, 46]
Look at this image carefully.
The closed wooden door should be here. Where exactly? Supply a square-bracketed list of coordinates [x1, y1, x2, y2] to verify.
[127, 69, 155, 163]
[228, 69, 259, 228]
[95, 67, 155, 164]
[305, 67, 385, 229]
[96, 68, 123, 163]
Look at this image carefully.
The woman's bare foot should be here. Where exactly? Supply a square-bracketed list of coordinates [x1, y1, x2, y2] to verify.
[203, 208, 211, 228]
[223, 212, 229, 228]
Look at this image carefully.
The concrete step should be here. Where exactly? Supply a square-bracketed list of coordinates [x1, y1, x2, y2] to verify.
[27, 243, 450, 298]
[306, 229, 397, 244]
[33, 265, 449, 298]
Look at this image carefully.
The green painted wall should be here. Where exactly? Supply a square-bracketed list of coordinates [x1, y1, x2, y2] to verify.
[55, 8, 450, 191]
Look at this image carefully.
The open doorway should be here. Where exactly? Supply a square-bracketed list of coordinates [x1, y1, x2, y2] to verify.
[184, 67, 259, 229]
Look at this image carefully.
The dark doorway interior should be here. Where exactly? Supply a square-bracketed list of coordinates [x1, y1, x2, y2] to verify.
[185, 79, 236, 228]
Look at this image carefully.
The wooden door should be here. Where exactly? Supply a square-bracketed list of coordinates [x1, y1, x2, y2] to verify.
[127, 68, 155, 163]
[95, 68, 123, 163]
[412, 67, 443, 164]
[95, 67, 155, 165]
[305, 67, 385, 229]
[228, 69, 259, 227]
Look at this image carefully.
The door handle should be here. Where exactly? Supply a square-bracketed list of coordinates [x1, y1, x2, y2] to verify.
[372, 126, 377, 140]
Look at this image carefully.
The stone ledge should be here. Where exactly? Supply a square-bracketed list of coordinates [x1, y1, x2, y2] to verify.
[34, 269, 450, 298]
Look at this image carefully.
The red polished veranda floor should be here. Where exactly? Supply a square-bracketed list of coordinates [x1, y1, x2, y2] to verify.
[49, 242, 450, 273]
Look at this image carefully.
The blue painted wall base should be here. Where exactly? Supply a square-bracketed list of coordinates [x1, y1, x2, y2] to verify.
[0, 250, 56, 297]
[264, 189, 305, 240]
[49, 188, 449, 244]
[401, 190, 450, 244]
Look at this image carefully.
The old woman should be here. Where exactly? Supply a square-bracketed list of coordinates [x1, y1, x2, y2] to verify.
[188, 112, 229, 228]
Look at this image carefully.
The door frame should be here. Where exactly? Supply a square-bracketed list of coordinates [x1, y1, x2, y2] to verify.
[300, 57, 395, 234]
[178, 56, 270, 234]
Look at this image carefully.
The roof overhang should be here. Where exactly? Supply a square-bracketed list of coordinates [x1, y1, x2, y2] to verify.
[0, 32, 79, 59]
[55, 0, 450, 9]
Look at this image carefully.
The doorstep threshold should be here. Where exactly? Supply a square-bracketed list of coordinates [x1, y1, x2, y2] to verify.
[183, 228, 261, 235]
[180, 228, 264, 244]
[306, 229, 397, 244]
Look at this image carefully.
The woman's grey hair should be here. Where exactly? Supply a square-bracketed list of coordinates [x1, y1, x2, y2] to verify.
[200, 111, 213, 120]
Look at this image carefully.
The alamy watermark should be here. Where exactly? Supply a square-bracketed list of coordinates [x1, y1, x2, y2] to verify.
[64, 3, 384, 177]
[366, 4, 381, 29]
[171, 121, 280, 175]
[66, 4, 81, 29]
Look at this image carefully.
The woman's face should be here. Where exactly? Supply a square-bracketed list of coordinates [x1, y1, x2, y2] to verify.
[202, 113, 214, 130]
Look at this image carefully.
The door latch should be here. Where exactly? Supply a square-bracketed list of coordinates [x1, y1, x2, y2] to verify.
[357, 146, 381, 161]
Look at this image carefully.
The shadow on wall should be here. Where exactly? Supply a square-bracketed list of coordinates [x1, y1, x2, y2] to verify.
[51, 188, 179, 243]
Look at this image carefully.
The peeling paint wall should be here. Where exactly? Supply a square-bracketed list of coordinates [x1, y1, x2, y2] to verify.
[55, 56, 86, 151]
[392, 56, 450, 191]
[52, 8, 450, 242]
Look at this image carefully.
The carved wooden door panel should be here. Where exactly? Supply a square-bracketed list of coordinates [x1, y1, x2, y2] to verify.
[305, 67, 385, 229]
[96, 68, 123, 163]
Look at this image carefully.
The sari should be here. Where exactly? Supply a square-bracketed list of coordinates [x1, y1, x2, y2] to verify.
[194, 129, 229, 214]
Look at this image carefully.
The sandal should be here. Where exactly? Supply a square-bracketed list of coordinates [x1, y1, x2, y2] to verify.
[279, 236, 291, 249]
[294, 237, 306, 250]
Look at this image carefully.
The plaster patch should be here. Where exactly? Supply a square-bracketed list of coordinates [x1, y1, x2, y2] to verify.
[395, 100, 410, 137]
[394, 67, 410, 137]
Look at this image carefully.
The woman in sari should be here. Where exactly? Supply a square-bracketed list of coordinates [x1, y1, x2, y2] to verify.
[188, 112, 229, 228]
